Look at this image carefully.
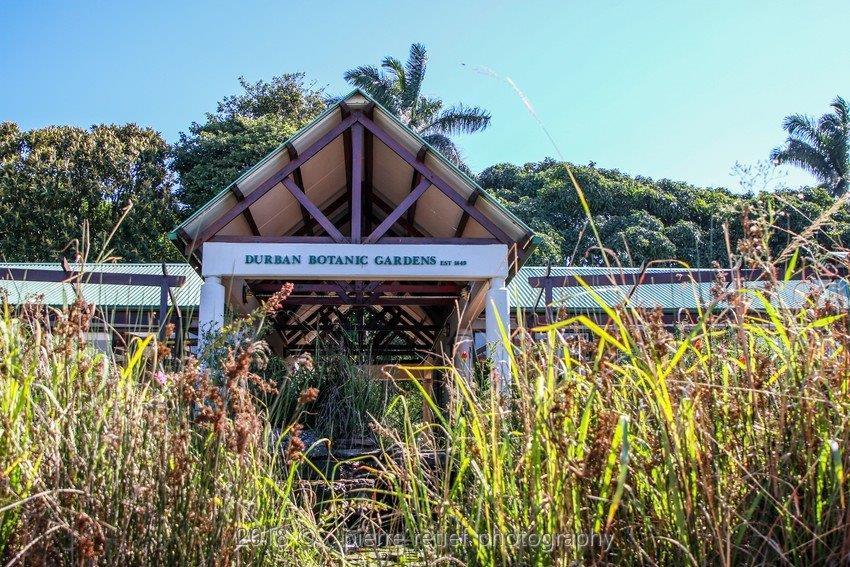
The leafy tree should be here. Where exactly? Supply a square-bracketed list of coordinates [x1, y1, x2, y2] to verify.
[343, 43, 490, 171]
[771, 96, 850, 196]
[478, 159, 850, 266]
[0, 122, 179, 261]
[172, 74, 325, 213]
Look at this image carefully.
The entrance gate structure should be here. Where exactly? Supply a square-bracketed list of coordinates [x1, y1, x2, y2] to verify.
[170, 89, 537, 386]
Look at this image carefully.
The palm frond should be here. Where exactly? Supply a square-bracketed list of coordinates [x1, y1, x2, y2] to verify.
[422, 133, 465, 169]
[342, 65, 399, 113]
[830, 96, 849, 128]
[782, 114, 820, 146]
[402, 43, 428, 111]
[409, 96, 442, 131]
[772, 139, 837, 189]
[421, 104, 491, 136]
[381, 57, 406, 94]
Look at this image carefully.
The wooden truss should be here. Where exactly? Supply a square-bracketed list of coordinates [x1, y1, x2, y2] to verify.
[177, 105, 525, 254]
[173, 101, 535, 362]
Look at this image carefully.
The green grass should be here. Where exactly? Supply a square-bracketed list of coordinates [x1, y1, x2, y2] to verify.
[2, 240, 850, 565]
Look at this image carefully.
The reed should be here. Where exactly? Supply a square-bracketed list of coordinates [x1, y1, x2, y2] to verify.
[1, 220, 849, 565]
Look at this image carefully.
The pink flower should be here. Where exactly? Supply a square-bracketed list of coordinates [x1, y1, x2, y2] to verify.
[154, 371, 168, 386]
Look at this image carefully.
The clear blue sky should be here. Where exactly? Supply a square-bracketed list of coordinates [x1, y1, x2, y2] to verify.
[2, 0, 848, 190]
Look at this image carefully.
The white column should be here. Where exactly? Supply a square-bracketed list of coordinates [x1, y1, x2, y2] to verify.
[485, 276, 511, 394]
[198, 275, 225, 353]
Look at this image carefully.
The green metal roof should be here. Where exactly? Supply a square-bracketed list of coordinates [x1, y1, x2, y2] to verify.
[508, 266, 846, 312]
[0, 263, 203, 309]
[3, 263, 838, 313]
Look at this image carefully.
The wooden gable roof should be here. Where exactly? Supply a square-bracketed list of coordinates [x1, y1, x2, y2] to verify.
[170, 89, 538, 272]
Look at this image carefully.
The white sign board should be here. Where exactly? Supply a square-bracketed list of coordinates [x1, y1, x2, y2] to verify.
[202, 242, 509, 280]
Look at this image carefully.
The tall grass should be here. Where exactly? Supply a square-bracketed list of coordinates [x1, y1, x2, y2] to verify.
[2, 230, 850, 565]
[374, 261, 850, 564]
[0, 299, 336, 565]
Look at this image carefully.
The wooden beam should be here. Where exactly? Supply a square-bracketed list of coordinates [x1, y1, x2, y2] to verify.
[0, 267, 185, 288]
[364, 103, 375, 232]
[209, 235, 336, 244]
[286, 145, 311, 226]
[393, 308, 440, 346]
[355, 113, 513, 245]
[364, 178, 431, 244]
[277, 296, 456, 306]
[454, 191, 479, 237]
[371, 309, 407, 349]
[407, 146, 428, 226]
[277, 323, 441, 332]
[231, 184, 262, 236]
[351, 122, 364, 243]
[293, 191, 349, 236]
[281, 177, 347, 243]
[370, 192, 427, 237]
[375, 236, 500, 245]
[192, 111, 357, 250]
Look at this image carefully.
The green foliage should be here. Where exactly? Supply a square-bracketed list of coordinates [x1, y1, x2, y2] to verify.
[378, 256, 850, 564]
[4, 227, 850, 564]
[343, 43, 490, 171]
[0, 303, 334, 565]
[171, 74, 325, 213]
[0, 122, 179, 262]
[479, 159, 850, 266]
[265, 350, 391, 441]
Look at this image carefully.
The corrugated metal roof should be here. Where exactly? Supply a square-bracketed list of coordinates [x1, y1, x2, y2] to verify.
[1, 263, 843, 313]
[508, 266, 848, 311]
[0, 263, 203, 308]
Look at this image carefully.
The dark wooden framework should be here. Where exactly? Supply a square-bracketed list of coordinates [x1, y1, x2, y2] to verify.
[178, 108, 517, 255]
[248, 279, 461, 363]
[172, 101, 532, 363]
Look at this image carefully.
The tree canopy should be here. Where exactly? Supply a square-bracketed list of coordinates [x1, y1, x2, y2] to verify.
[172, 73, 325, 213]
[479, 159, 850, 266]
[0, 122, 179, 262]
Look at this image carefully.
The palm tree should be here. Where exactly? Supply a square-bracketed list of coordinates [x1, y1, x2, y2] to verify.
[343, 43, 490, 171]
[771, 96, 850, 196]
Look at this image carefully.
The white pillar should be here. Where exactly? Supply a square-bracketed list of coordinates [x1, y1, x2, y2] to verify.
[485, 276, 511, 394]
[198, 275, 225, 353]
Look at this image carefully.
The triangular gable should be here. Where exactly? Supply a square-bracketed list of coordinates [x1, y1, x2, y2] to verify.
[169, 89, 538, 272]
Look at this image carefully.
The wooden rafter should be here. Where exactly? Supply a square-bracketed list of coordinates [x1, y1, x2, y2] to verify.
[230, 184, 261, 236]
[454, 191, 479, 237]
[281, 177, 347, 243]
[363, 103, 375, 233]
[351, 122, 364, 243]
[370, 192, 428, 237]
[364, 178, 430, 243]
[293, 191, 349, 236]
[407, 146, 428, 225]
[356, 113, 513, 245]
[278, 296, 455, 306]
[286, 144, 311, 226]
[191, 111, 358, 250]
